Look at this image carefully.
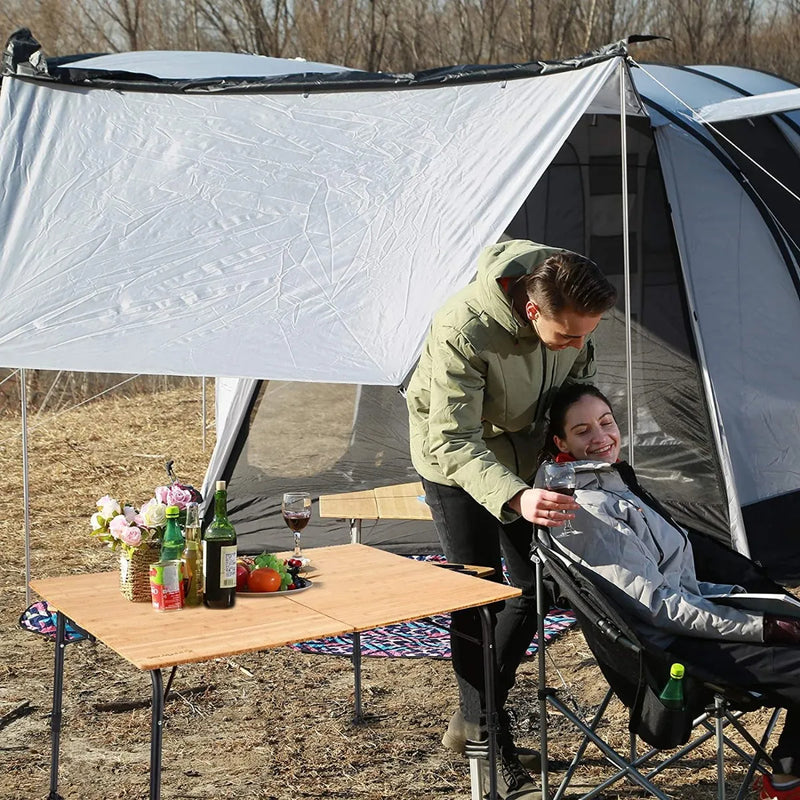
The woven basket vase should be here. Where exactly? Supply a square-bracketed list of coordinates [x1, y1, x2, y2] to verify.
[119, 540, 162, 602]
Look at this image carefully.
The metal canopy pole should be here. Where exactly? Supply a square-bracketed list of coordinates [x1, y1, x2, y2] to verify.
[21, 368, 31, 606]
[619, 59, 635, 466]
[201, 376, 207, 452]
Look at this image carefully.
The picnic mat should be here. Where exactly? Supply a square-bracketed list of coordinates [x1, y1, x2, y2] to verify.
[289, 555, 576, 659]
[19, 600, 89, 643]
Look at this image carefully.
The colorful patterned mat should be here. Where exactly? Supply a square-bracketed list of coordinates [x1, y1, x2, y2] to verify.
[19, 600, 89, 643]
[289, 555, 576, 659]
[289, 607, 575, 659]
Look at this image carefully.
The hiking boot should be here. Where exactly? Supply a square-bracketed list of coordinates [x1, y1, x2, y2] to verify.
[442, 709, 543, 771]
[477, 746, 543, 800]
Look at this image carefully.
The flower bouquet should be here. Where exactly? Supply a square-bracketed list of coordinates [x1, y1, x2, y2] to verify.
[91, 471, 203, 602]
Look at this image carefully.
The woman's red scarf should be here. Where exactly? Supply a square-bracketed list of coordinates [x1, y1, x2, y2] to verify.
[554, 452, 619, 464]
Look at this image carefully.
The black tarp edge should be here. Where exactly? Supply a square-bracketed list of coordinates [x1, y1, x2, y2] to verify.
[3, 28, 665, 95]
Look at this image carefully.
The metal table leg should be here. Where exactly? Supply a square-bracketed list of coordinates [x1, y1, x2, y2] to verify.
[150, 669, 165, 800]
[479, 606, 499, 800]
[47, 612, 67, 800]
[348, 517, 363, 722]
[352, 631, 363, 723]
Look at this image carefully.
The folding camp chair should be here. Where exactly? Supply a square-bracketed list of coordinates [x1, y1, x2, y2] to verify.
[530, 527, 782, 800]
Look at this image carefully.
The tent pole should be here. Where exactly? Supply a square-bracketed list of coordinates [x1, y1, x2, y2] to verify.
[619, 58, 634, 466]
[21, 368, 31, 606]
[201, 376, 207, 452]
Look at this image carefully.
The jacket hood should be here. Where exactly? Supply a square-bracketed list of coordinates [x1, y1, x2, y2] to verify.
[572, 459, 628, 491]
[475, 239, 568, 337]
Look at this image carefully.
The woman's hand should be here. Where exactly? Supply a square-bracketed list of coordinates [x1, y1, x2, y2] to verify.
[508, 487, 580, 527]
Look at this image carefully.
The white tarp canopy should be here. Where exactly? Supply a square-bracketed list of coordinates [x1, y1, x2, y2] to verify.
[0, 56, 639, 385]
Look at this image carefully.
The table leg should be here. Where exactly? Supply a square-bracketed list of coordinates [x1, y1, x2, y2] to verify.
[150, 669, 164, 800]
[478, 606, 498, 800]
[352, 631, 363, 723]
[349, 518, 362, 545]
[47, 612, 67, 800]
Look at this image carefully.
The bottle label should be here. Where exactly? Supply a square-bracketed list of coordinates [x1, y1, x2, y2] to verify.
[219, 544, 237, 589]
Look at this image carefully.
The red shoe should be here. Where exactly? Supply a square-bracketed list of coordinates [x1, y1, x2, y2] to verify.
[757, 774, 800, 799]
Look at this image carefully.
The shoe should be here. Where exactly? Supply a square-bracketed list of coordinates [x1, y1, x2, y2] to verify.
[442, 709, 543, 772]
[477, 746, 543, 800]
[757, 774, 800, 799]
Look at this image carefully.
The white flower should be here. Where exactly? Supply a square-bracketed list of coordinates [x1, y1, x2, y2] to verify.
[90, 512, 105, 531]
[96, 495, 121, 519]
[139, 498, 167, 529]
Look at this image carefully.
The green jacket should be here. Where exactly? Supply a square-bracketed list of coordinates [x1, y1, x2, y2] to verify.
[407, 240, 597, 522]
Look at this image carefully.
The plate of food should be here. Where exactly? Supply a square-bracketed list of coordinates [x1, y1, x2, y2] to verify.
[235, 553, 313, 596]
[237, 575, 313, 597]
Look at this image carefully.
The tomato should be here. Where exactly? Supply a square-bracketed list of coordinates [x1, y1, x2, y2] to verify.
[247, 567, 282, 593]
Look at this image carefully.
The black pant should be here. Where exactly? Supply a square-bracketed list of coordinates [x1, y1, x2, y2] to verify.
[667, 636, 800, 773]
[421, 477, 537, 725]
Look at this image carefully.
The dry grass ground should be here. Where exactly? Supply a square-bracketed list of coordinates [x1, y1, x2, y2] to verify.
[0, 387, 774, 799]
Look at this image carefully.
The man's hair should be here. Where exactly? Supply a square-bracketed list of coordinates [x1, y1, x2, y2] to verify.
[521, 252, 617, 316]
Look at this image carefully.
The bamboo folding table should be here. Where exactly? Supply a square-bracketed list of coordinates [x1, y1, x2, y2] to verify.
[318, 480, 433, 544]
[32, 543, 519, 800]
[318, 481, 495, 725]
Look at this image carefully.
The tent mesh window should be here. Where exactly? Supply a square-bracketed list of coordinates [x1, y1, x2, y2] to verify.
[507, 113, 730, 543]
[222, 380, 434, 554]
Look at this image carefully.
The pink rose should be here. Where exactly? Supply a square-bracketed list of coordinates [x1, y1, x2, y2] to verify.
[166, 484, 194, 509]
[109, 514, 129, 540]
[155, 485, 170, 505]
[120, 526, 142, 547]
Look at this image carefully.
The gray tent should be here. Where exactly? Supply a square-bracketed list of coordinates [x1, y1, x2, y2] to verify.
[1, 33, 799, 577]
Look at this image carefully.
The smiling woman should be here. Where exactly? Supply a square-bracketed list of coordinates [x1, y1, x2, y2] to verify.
[542, 383, 621, 463]
[535, 381, 800, 799]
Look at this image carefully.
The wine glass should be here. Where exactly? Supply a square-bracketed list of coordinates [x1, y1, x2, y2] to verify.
[543, 462, 577, 531]
[282, 492, 312, 560]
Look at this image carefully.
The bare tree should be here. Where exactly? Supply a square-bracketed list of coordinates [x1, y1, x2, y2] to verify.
[195, 0, 295, 56]
[3, 0, 800, 87]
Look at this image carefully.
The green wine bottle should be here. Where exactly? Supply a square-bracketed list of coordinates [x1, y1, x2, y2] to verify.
[203, 480, 237, 609]
[658, 663, 685, 710]
[160, 504, 185, 562]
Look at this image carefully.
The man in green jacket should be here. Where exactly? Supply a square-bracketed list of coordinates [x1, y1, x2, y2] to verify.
[406, 239, 617, 798]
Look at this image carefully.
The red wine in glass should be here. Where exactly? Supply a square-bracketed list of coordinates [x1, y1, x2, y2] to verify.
[282, 492, 311, 558]
[283, 512, 310, 533]
[543, 462, 577, 530]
